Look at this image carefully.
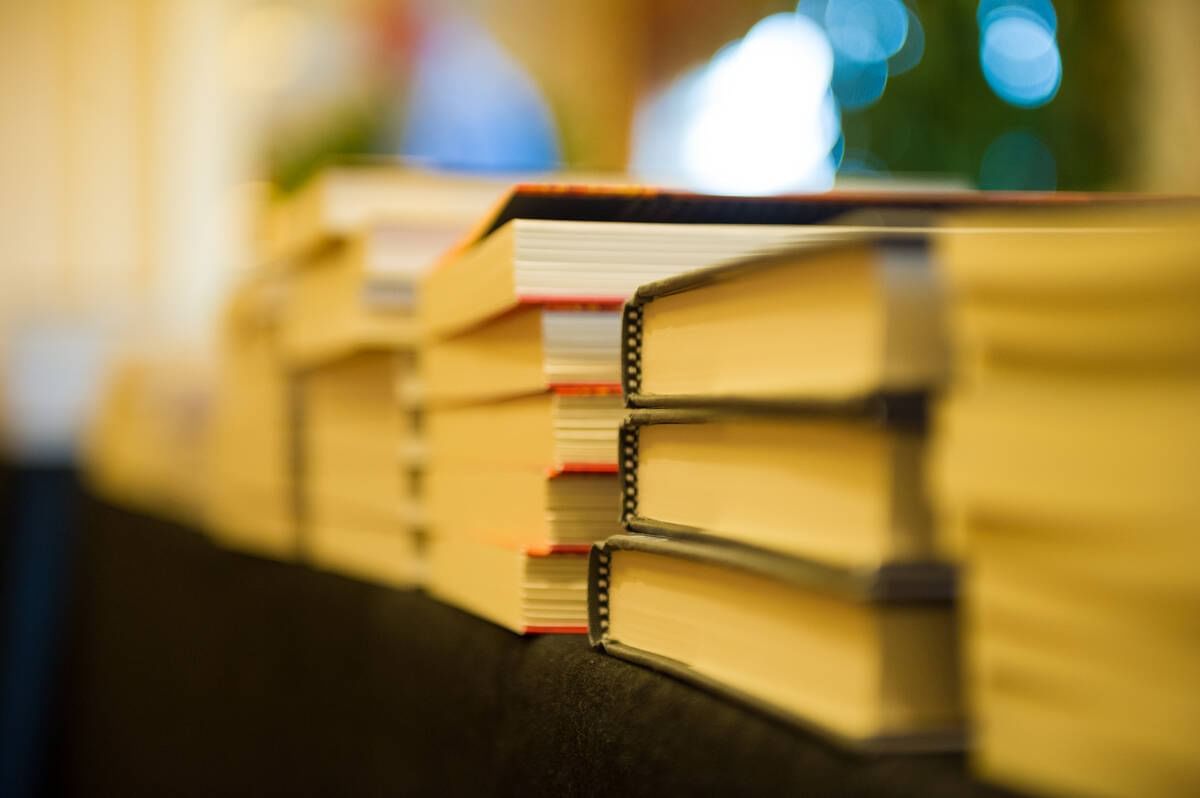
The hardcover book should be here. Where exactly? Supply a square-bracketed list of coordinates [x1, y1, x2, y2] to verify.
[618, 406, 939, 571]
[588, 534, 959, 751]
[429, 537, 589, 634]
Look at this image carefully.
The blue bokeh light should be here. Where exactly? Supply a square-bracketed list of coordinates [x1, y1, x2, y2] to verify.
[888, 7, 925, 76]
[825, 0, 909, 61]
[797, 0, 924, 113]
[977, 0, 1057, 33]
[795, 0, 829, 24]
[979, 5, 1062, 108]
[402, 16, 560, 172]
[831, 52, 888, 111]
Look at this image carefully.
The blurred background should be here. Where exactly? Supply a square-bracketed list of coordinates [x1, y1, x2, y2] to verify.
[0, 0, 1198, 437]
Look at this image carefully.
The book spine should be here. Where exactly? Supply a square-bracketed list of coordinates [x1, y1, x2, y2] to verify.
[586, 542, 612, 647]
[620, 300, 645, 399]
[618, 418, 640, 528]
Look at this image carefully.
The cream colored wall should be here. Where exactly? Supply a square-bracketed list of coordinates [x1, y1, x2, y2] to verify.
[0, 0, 249, 344]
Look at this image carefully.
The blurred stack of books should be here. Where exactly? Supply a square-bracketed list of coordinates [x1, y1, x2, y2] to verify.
[931, 208, 1200, 796]
[216, 165, 511, 579]
[84, 348, 213, 524]
[591, 237, 961, 749]
[208, 273, 295, 557]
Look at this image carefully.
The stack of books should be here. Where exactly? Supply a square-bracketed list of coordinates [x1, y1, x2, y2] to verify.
[84, 348, 213, 524]
[930, 207, 1200, 796]
[589, 235, 962, 750]
[295, 351, 419, 587]
[417, 186, 918, 634]
[271, 165, 510, 584]
[208, 272, 296, 558]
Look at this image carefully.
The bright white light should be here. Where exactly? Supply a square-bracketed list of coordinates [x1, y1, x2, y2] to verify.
[980, 9, 1062, 108]
[630, 66, 708, 183]
[678, 13, 839, 194]
[703, 14, 834, 107]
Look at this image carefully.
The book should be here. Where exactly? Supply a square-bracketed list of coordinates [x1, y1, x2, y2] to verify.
[428, 537, 589, 634]
[207, 273, 297, 559]
[264, 165, 512, 582]
[619, 407, 938, 571]
[307, 522, 424, 590]
[421, 219, 856, 340]
[278, 231, 424, 366]
[928, 206, 1200, 796]
[426, 466, 619, 549]
[588, 534, 960, 751]
[83, 349, 213, 524]
[274, 168, 517, 367]
[421, 185, 1139, 340]
[425, 387, 623, 471]
[622, 237, 942, 407]
[422, 305, 623, 404]
[619, 216, 1171, 409]
[263, 164, 513, 265]
[297, 351, 421, 587]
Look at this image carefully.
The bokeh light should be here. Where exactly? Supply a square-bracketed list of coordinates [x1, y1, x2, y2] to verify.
[629, 65, 708, 184]
[401, 16, 559, 172]
[681, 14, 838, 194]
[977, 0, 1057, 33]
[800, 0, 924, 114]
[825, 0, 909, 61]
[631, 12, 841, 194]
[831, 50, 888, 110]
[887, 7, 925, 76]
[978, 2, 1062, 108]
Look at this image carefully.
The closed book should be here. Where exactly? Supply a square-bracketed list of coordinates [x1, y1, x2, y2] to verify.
[427, 466, 620, 549]
[425, 387, 624, 471]
[619, 405, 936, 571]
[422, 184, 1130, 342]
[208, 272, 297, 560]
[622, 236, 943, 408]
[620, 209, 1172, 409]
[279, 232, 424, 366]
[428, 537, 589, 634]
[264, 164, 512, 265]
[588, 534, 959, 751]
[422, 305, 624, 404]
[296, 351, 421, 587]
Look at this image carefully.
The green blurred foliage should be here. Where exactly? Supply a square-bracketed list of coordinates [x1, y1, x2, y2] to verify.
[842, 0, 1132, 189]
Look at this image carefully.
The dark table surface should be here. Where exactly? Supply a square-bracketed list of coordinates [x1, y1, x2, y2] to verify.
[19, 483, 1011, 797]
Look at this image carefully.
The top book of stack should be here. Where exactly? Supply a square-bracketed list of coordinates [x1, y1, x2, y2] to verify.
[259, 163, 518, 266]
[419, 185, 1138, 342]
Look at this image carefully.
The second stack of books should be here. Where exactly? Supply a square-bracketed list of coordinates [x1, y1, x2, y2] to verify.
[592, 238, 961, 750]
[931, 207, 1200, 796]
